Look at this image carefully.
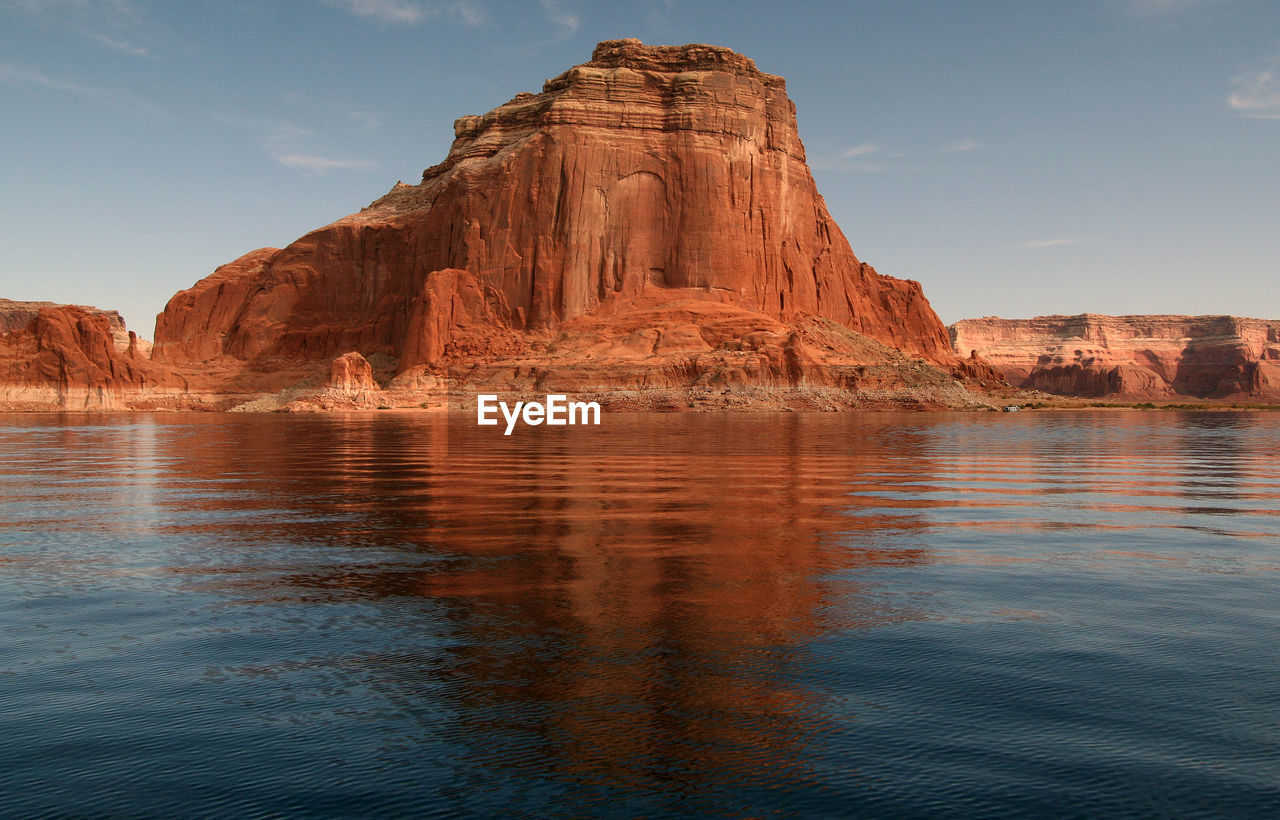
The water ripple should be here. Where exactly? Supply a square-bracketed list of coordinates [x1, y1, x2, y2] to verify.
[0, 410, 1277, 816]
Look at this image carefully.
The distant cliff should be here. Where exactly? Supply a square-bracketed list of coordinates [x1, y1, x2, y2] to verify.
[0, 298, 152, 358]
[950, 314, 1280, 400]
[0, 300, 176, 410]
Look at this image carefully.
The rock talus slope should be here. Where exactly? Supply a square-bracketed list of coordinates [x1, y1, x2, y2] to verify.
[951, 315, 1280, 400]
[153, 39, 991, 407]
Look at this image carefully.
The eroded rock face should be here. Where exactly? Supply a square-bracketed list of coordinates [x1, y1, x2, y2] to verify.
[0, 302, 178, 409]
[0, 298, 151, 358]
[326, 352, 378, 393]
[153, 39, 965, 399]
[154, 248, 279, 363]
[950, 315, 1280, 399]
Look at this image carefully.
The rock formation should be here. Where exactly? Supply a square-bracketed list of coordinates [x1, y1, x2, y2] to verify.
[951, 314, 1280, 400]
[151, 39, 990, 409]
[0, 300, 177, 410]
[326, 351, 379, 393]
[0, 298, 152, 358]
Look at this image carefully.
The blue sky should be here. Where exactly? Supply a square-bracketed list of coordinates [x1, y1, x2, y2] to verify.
[1, 0, 1276, 335]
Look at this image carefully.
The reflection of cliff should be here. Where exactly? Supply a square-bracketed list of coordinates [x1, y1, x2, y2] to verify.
[951, 315, 1280, 399]
[1174, 412, 1251, 512]
[161, 414, 938, 793]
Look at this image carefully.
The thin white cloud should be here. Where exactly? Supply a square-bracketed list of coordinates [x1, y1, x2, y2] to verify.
[325, 0, 427, 24]
[274, 153, 377, 174]
[885, 140, 981, 159]
[815, 139, 976, 172]
[810, 158, 918, 173]
[840, 143, 879, 158]
[1, 0, 143, 21]
[941, 139, 979, 153]
[87, 31, 148, 56]
[2, 0, 157, 57]
[321, 0, 486, 26]
[213, 113, 380, 175]
[1113, 0, 1221, 15]
[0, 61, 94, 94]
[455, 0, 485, 26]
[1017, 238, 1081, 249]
[348, 110, 383, 133]
[0, 61, 162, 116]
[1228, 64, 1280, 119]
[538, 0, 578, 33]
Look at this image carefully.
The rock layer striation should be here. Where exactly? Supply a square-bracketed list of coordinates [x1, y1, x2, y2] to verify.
[951, 314, 1280, 399]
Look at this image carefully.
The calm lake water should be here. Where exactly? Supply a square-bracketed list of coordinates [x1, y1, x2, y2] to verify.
[1, 410, 1278, 817]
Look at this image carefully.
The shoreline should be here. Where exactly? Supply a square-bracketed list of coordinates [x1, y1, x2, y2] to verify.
[3, 393, 1278, 415]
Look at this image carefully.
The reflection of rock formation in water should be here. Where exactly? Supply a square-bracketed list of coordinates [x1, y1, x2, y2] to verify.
[163, 415, 938, 792]
[1174, 412, 1252, 511]
[7, 413, 1280, 814]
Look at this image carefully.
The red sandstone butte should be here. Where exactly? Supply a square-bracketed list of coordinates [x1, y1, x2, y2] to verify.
[950, 314, 1280, 400]
[326, 351, 379, 393]
[153, 39, 988, 405]
[0, 299, 178, 410]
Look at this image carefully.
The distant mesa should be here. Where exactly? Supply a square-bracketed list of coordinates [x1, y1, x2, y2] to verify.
[0, 298, 149, 358]
[950, 314, 1280, 401]
[8, 40, 1008, 411]
[0, 298, 177, 410]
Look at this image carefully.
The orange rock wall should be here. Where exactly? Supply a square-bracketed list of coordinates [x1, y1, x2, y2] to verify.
[0, 303, 179, 409]
[950, 314, 1280, 399]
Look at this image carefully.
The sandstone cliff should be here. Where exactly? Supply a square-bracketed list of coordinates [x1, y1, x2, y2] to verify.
[152, 39, 989, 408]
[950, 315, 1280, 400]
[0, 300, 178, 410]
[0, 298, 152, 358]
